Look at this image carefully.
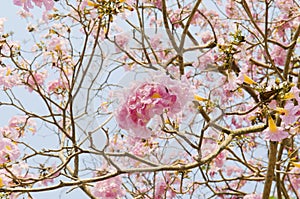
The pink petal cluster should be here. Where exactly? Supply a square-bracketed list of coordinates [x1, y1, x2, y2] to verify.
[0, 137, 20, 164]
[201, 131, 227, 168]
[0, 67, 21, 90]
[25, 71, 47, 92]
[115, 74, 192, 138]
[155, 178, 176, 199]
[13, 0, 54, 11]
[9, 115, 36, 135]
[0, 115, 36, 146]
[288, 167, 300, 190]
[281, 102, 300, 126]
[92, 176, 125, 199]
[0, 162, 29, 188]
[47, 79, 69, 95]
[263, 117, 289, 142]
[270, 45, 287, 66]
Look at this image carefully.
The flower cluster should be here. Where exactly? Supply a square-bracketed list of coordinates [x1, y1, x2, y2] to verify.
[13, 0, 54, 11]
[0, 116, 36, 165]
[115, 73, 192, 138]
[92, 176, 125, 199]
[0, 67, 21, 90]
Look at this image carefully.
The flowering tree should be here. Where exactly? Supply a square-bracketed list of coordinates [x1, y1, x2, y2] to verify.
[0, 0, 299, 198]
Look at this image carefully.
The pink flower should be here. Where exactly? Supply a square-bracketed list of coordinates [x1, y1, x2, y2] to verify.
[13, 0, 34, 11]
[279, 102, 300, 126]
[224, 72, 239, 91]
[9, 115, 36, 136]
[289, 167, 300, 190]
[193, 52, 214, 70]
[201, 30, 213, 44]
[32, 0, 54, 10]
[154, 179, 176, 199]
[270, 45, 286, 66]
[47, 79, 69, 95]
[13, 0, 54, 11]
[290, 86, 300, 103]
[115, 34, 129, 52]
[47, 37, 67, 53]
[0, 67, 21, 89]
[0, 126, 18, 140]
[115, 73, 192, 138]
[263, 116, 289, 142]
[25, 71, 47, 92]
[226, 165, 243, 176]
[92, 176, 125, 199]
[276, 0, 294, 12]
[225, 1, 237, 18]
[40, 164, 60, 186]
[0, 138, 20, 164]
[214, 151, 227, 168]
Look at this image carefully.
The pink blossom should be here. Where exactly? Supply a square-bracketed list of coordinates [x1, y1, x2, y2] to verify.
[226, 165, 243, 176]
[201, 30, 213, 44]
[25, 71, 47, 92]
[268, 100, 277, 109]
[13, 0, 54, 11]
[13, 0, 34, 11]
[47, 79, 69, 95]
[263, 116, 289, 142]
[193, 52, 214, 70]
[224, 72, 239, 91]
[275, 0, 294, 12]
[290, 86, 300, 103]
[215, 151, 227, 168]
[0, 162, 30, 188]
[40, 164, 60, 186]
[9, 115, 36, 135]
[169, 9, 183, 28]
[0, 67, 20, 89]
[275, 14, 292, 38]
[225, 1, 237, 18]
[47, 37, 67, 53]
[270, 45, 286, 66]
[0, 138, 20, 164]
[289, 167, 300, 190]
[0, 126, 19, 140]
[150, 34, 162, 49]
[201, 131, 227, 168]
[115, 34, 129, 52]
[92, 176, 125, 199]
[115, 73, 192, 138]
[32, 0, 54, 10]
[154, 178, 176, 199]
[280, 102, 300, 126]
